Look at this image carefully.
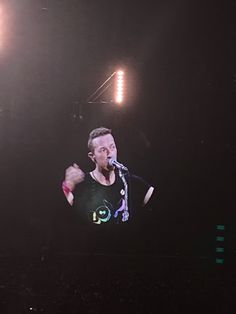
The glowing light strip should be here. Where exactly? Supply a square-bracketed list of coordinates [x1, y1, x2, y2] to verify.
[115, 70, 124, 103]
[0, 6, 2, 49]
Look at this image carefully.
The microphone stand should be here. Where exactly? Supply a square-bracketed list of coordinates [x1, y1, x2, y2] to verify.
[118, 169, 129, 222]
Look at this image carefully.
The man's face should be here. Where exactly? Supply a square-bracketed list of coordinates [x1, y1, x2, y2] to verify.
[90, 134, 117, 170]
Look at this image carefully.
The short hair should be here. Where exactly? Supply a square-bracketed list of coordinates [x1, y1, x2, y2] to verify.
[88, 127, 112, 152]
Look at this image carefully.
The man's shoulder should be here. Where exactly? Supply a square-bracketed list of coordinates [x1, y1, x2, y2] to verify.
[126, 173, 150, 186]
[74, 172, 93, 191]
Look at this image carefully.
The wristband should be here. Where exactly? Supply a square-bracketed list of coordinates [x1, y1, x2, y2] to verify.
[62, 181, 72, 194]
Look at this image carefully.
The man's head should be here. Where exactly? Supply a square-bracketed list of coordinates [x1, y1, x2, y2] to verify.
[88, 127, 117, 170]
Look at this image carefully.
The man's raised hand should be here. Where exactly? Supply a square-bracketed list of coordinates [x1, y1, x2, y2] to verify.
[65, 163, 85, 191]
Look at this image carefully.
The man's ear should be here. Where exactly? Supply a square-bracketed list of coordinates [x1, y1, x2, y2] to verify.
[88, 152, 96, 163]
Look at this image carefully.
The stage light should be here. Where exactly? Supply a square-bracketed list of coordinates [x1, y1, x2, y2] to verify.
[0, 6, 2, 49]
[0, 4, 7, 51]
[114, 70, 124, 104]
[215, 224, 225, 265]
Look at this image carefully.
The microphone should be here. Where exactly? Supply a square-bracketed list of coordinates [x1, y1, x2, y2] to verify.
[108, 158, 128, 171]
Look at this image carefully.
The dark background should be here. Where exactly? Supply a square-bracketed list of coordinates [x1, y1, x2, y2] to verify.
[0, 0, 235, 312]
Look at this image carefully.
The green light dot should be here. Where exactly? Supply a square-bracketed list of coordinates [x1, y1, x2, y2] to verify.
[216, 225, 225, 231]
[216, 258, 224, 264]
[216, 236, 224, 242]
[216, 247, 224, 253]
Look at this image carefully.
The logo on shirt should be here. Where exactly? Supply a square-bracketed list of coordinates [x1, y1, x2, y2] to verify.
[120, 189, 125, 196]
[91, 200, 112, 224]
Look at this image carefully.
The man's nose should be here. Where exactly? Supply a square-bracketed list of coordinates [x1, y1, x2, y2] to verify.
[106, 148, 112, 157]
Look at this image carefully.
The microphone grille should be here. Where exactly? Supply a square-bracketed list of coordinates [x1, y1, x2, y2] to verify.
[108, 157, 115, 167]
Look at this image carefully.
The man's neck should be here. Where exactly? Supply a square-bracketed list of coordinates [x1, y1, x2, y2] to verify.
[93, 168, 115, 185]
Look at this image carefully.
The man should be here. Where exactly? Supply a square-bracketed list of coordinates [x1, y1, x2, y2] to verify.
[62, 127, 154, 225]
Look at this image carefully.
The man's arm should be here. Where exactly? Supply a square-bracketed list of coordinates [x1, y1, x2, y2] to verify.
[62, 163, 85, 206]
[143, 186, 154, 206]
[62, 181, 74, 206]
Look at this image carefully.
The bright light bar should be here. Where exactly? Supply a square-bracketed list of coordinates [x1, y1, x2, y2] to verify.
[0, 6, 2, 49]
[114, 70, 124, 104]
